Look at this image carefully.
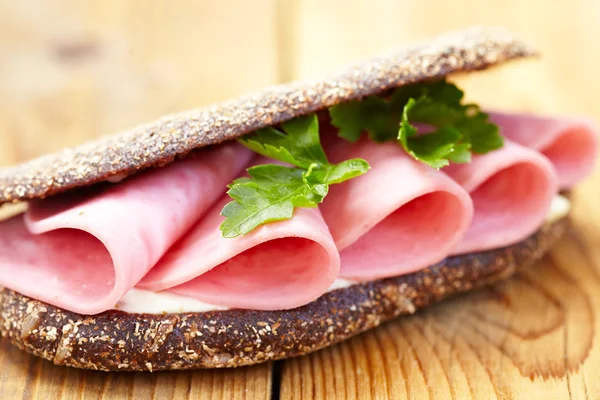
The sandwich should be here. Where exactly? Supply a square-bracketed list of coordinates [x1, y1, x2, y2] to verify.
[0, 26, 597, 372]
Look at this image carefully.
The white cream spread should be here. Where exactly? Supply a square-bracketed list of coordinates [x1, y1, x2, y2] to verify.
[114, 278, 359, 314]
[113, 194, 571, 314]
[546, 194, 571, 223]
[106, 173, 128, 183]
[115, 289, 230, 314]
[326, 278, 357, 291]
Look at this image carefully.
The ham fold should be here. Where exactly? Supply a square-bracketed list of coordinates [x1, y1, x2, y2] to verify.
[139, 157, 340, 310]
[139, 197, 340, 310]
[489, 112, 598, 188]
[0, 143, 253, 314]
[319, 138, 474, 281]
[445, 140, 558, 254]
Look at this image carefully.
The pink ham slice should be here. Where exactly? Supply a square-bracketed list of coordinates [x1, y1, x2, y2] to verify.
[445, 140, 558, 255]
[0, 143, 253, 314]
[319, 137, 474, 281]
[489, 112, 598, 188]
[138, 170, 340, 310]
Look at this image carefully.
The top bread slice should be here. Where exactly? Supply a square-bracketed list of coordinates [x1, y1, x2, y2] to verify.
[0, 26, 534, 206]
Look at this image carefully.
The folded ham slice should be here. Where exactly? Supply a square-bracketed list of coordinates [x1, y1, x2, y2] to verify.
[489, 112, 598, 188]
[319, 138, 474, 281]
[139, 167, 340, 311]
[445, 140, 558, 254]
[0, 143, 253, 314]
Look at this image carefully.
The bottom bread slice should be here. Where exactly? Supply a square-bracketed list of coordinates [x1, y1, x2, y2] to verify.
[0, 217, 568, 371]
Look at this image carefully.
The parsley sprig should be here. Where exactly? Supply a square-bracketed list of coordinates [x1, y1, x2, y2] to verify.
[329, 80, 503, 168]
[220, 115, 370, 238]
[221, 80, 503, 237]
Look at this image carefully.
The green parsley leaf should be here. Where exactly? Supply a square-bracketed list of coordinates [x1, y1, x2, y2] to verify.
[238, 115, 328, 169]
[399, 98, 463, 168]
[329, 80, 503, 168]
[221, 114, 370, 238]
[447, 142, 472, 163]
[454, 110, 503, 153]
[329, 96, 398, 142]
[220, 165, 323, 238]
[304, 159, 370, 185]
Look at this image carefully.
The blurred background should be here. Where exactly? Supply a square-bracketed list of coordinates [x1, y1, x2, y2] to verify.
[0, 0, 598, 167]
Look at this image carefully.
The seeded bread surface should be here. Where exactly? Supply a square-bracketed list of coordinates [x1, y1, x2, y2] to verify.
[0, 26, 535, 205]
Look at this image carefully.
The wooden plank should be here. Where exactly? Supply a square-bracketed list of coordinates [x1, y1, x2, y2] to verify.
[279, 0, 600, 398]
[0, 0, 279, 166]
[0, 338, 272, 400]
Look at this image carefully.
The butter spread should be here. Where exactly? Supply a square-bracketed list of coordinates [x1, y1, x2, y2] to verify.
[114, 278, 360, 314]
[546, 194, 571, 223]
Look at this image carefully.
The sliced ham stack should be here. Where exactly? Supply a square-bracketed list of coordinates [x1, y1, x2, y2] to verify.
[0, 111, 596, 315]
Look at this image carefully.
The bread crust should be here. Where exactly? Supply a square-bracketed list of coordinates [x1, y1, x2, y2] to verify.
[0, 26, 534, 205]
[0, 217, 567, 371]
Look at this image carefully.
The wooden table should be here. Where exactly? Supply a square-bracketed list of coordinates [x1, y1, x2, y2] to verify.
[1, 1, 600, 398]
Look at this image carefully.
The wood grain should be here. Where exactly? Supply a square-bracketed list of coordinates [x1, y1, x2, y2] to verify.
[2, 0, 600, 399]
[0, 0, 279, 166]
[0, 338, 272, 400]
